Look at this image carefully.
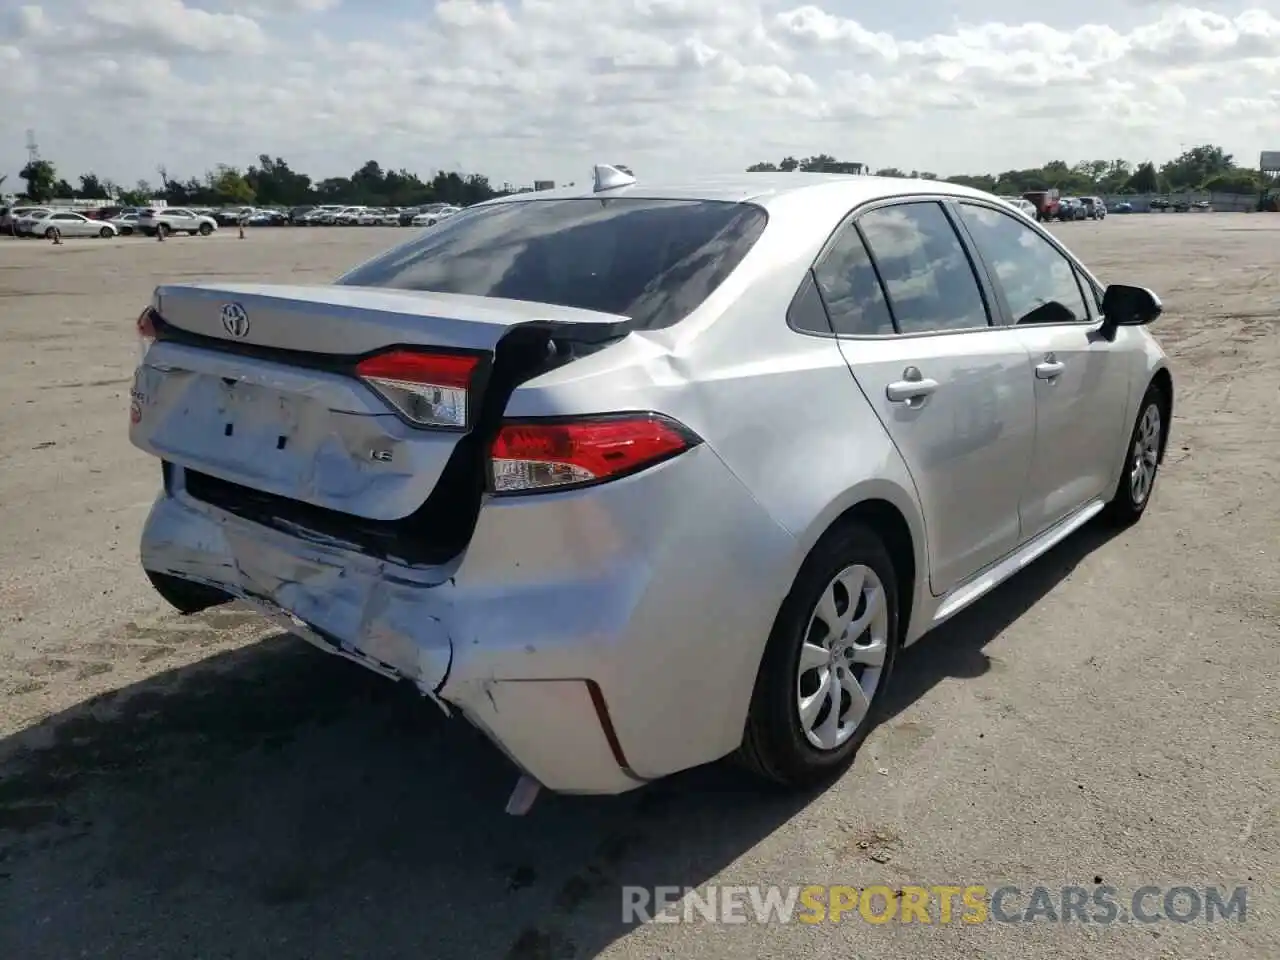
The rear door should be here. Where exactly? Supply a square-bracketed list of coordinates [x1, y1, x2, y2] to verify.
[813, 199, 1038, 595]
[952, 200, 1132, 536]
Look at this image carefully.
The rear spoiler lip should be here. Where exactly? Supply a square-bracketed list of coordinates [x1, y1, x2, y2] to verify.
[148, 308, 631, 374]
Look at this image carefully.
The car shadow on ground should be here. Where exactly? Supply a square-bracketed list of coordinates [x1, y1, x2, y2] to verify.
[0, 521, 1119, 960]
[880, 519, 1121, 722]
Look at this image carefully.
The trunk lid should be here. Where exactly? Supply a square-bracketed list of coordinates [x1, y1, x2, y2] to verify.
[130, 282, 629, 531]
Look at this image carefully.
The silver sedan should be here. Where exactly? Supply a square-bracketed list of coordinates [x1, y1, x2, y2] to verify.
[127, 167, 1172, 812]
[37, 211, 119, 239]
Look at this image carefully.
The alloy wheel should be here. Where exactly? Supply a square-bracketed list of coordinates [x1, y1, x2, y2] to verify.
[796, 564, 890, 751]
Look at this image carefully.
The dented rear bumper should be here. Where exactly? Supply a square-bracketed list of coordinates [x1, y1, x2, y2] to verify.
[141, 488, 455, 692]
[141, 446, 798, 796]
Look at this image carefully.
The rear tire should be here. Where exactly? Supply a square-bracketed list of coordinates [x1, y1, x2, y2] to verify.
[737, 521, 900, 787]
[1104, 383, 1166, 527]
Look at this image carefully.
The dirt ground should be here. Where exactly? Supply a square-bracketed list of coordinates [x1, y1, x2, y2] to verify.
[0, 218, 1276, 959]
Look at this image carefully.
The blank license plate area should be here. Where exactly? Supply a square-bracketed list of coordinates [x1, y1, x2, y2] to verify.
[164, 373, 315, 484]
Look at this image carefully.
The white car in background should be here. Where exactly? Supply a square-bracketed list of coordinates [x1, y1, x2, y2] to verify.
[334, 206, 367, 225]
[1003, 197, 1038, 219]
[136, 207, 218, 237]
[14, 209, 55, 236]
[411, 205, 461, 227]
[3, 205, 50, 234]
[36, 210, 119, 239]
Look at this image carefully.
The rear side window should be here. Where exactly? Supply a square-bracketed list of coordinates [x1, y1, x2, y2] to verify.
[857, 202, 991, 334]
[338, 198, 768, 330]
[811, 223, 896, 336]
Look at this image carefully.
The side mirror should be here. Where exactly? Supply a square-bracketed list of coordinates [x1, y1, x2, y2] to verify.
[1101, 284, 1162, 327]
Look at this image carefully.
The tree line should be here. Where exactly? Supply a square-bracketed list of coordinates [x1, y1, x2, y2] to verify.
[11, 155, 502, 208]
[749, 145, 1276, 196]
[9, 142, 1274, 207]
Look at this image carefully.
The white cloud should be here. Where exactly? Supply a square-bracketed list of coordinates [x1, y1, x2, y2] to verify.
[2, 1, 1279, 190]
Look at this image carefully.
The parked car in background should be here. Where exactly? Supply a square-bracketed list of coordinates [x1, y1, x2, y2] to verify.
[1002, 197, 1038, 219]
[37, 210, 119, 239]
[1080, 197, 1106, 220]
[129, 168, 1172, 809]
[110, 212, 142, 235]
[1171, 199, 1191, 213]
[1193, 200, 1211, 211]
[1112, 201, 1133, 214]
[3, 206, 50, 235]
[1021, 189, 1060, 222]
[248, 209, 289, 226]
[301, 205, 345, 225]
[288, 205, 316, 224]
[215, 207, 255, 227]
[137, 207, 218, 237]
[411, 205, 461, 227]
[14, 209, 54, 236]
[335, 206, 367, 225]
[1149, 197, 1170, 211]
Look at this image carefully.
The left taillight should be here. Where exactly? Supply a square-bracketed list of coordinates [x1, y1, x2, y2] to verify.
[489, 413, 701, 495]
[355, 349, 481, 429]
[136, 306, 157, 361]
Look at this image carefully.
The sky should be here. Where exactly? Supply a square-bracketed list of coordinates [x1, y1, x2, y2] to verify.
[2, 0, 1278, 192]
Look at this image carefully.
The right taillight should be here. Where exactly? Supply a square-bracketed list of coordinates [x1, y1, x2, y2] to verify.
[489, 413, 701, 494]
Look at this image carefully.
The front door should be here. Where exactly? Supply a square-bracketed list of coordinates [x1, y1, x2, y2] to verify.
[952, 201, 1132, 536]
[813, 199, 1038, 595]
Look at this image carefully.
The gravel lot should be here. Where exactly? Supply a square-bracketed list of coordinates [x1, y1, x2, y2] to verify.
[1, 218, 1277, 959]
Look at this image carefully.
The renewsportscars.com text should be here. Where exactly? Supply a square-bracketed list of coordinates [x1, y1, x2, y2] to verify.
[622, 884, 1248, 925]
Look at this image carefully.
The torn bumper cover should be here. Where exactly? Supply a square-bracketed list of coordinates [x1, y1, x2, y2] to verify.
[141, 492, 454, 697]
[139, 489, 646, 795]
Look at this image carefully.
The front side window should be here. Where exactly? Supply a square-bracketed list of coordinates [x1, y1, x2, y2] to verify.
[956, 202, 1090, 326]
[856, 202, 991, 334]
[339, 198, 769, 330]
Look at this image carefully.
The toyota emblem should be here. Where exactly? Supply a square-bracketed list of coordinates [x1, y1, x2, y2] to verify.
[220, 302, 250, 339]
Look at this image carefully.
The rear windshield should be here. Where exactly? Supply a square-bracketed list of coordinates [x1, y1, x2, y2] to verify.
[338, 197, 768, 330]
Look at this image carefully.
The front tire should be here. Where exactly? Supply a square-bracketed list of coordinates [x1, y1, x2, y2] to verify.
[99, 226, 113, 238]
[1104, 384, 1165, 526]
[738, 521, 900, 787]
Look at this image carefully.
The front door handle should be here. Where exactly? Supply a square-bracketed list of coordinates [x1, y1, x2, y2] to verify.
[886, 377, 939, 403]
[1035, 360, 1065, 379]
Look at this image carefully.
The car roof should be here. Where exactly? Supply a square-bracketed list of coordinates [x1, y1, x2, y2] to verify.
[476, 173, 1003, 213]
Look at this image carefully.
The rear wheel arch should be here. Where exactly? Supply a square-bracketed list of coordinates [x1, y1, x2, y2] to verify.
[1148, 367, 1173, 461]
[819, 500, 917, 646]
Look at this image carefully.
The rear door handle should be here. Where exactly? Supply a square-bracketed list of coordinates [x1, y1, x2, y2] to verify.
[886, 378, 939, 403]
[1035, 361, 1065, 379]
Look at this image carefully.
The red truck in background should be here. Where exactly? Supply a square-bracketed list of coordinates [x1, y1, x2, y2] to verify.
[1022, 189, 1060, 222]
